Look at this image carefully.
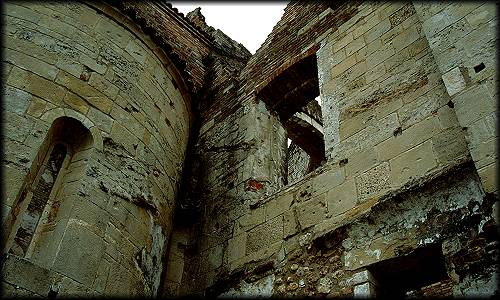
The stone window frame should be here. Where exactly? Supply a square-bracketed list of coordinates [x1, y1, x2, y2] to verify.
[3, 116, 94, 260]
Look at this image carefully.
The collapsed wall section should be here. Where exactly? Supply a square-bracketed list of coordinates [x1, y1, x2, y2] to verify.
[2, 2, 194, 296]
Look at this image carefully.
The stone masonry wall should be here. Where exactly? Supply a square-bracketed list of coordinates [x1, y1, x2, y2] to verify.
[178, 2, 497, 297]
[2, 2, 192, 297]
[413, 3, 498, 196]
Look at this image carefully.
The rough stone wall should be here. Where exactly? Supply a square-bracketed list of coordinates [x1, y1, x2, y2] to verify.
[177, 2, 498, 297]
[2, 2, 192, 297]
[413, 3, 498, 196]
[287, 142, 310, 185]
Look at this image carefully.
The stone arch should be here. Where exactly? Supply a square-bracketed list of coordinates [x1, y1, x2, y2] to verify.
[3, 116, 94, 261]
[40, 108, 103, 151]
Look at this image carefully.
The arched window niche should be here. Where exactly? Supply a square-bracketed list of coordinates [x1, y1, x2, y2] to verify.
[3, 116, 94, 265]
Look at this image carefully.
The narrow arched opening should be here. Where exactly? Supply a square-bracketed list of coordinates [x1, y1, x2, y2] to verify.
[3, 116, 93, 260]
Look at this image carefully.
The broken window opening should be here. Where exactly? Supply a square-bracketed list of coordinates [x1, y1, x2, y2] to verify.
[257, 52, 325, 185]
[366, 243, 450, 297]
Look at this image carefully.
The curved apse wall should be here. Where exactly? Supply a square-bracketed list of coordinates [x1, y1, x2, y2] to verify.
[2, 2, 191, 297]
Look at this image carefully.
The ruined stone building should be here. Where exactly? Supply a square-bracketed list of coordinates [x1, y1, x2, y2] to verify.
[2, 1, 498, 297]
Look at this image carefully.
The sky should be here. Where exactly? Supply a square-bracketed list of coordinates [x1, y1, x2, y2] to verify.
[170, 2, 288, 54]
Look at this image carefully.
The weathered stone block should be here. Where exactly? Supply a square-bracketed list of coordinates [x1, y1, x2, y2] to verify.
[355, 162, 391, 202]
[55, 70, 113, 114]
[4, 48, 58, 81]
[437, 105, 460, 129]
[283, 208, 298, 238]
[52, 221, 105, 287]
[296, 167, 345, 201]
[87, 107, 113, 133]
[63, 91, 89, 114]
[345, 148, 379, 178]
[442, 67, 468, 96]
[364, 18, 391, 44]
[296, 193, 327, 230]
[469, 137, 497, 169]
[431, 126, 470, 165]
[2, 254, 59, 296]
[326, 178, 357, 217]
[375, 116, 440, 161]
[227, 233, 247, 263]
[265, 192, 294, 221]
[246, 216, 283, 255]
[389, 140, 438, 187]
[453, 84, 495, 127]
[7, 66, 65, 105]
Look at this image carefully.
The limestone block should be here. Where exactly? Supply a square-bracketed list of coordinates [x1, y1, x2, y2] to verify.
[391, 25, 420, 52]
[4, 2, 43, 22]
[62, 91, 89, 114]
[93, 256, 110, 294]
[265, 192, 294, 221]
[389, 140, 438, 188]
[345, 148, 379, 179]
[352, 11, 382, 39]
[442, 67, 468, 96]
[375, 116, 440, 161]
[2, 254, 60, 296]
[94, 17, 131, 48]
[283, 208, 298, 238]
[56, 56, 84, 79]
[87, 107, 113, 133]
[326, 178, 357, 217]
[246, 216, 283, 255]
[431, 126, 470, 165]
[125, 39, 148, 65]
[80, 53, 107, 75]
[398, 93, 444, 130]
[340, 109, 375, 141]
[437, 105, 460, 129]
[333, 32, 354, 53]
[330, 53, 356, 79]
[8, 66, 65, 105]
[345, 36, 366, 57]
[70, 199, 110, 238]
[110, 105, 144, 138]
[465, 4, 496, 27]
[227, 233, 247, 263]
[296, 193, 327, 230]
[465, 117, 496, 146]
[52, 220, 106, 286]
[26, 96, 52, 118]
[4, 47, 59, 81]
[355, 162, 391, 202]
[365, 57, 386, 84]
[1, 281, 41, 297]
[296, 167, 345, 201]
[104, 263, 143, 296]
[55, 70, 113, 114]
[3, 85, 31, 115]
[364, 18, 391, 44]
[413, 3, 447, 22]
[365, 43, 395, 70]
[421, 8, 457, 38]
[3, 164, 27, 207]
[453, 84, 495, 127]
[88, 72, 119, 100]
[469, 137, 497, 169]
